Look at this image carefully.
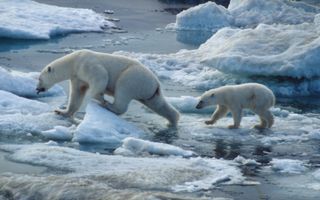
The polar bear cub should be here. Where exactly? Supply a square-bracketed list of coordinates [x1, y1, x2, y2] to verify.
[196, 83, 275, 129]
[36, 49, 179, 126]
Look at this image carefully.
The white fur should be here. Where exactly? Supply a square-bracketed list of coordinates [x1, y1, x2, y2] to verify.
[37, 50, 179, 126]
[196, 83, 275, 129]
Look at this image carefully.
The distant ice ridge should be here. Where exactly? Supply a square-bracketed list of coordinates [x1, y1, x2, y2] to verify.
[0, 0, 114, 39]
[0, 66, 64, 97]
[0, 143, 246, 194]
[171, 0, 320, 31]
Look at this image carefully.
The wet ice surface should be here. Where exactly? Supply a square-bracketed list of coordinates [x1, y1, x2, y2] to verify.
[0, 0, 114, 39]
[0, 0, 320, 199]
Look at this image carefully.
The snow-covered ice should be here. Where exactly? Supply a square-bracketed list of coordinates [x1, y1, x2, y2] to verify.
[0, 90, 49, 115]
[173, 2, 233, 31]
[41, 125, 75, 141]
[198, 21, 320, 79]
[114, 137, 195, 157]
[0, 66, 64, 97]
[0, 143, 246, 193]
[170, 0, 320, 31]
[270, 159, 307, 174]
[0, 0, 114, 39]
[73, 102, 145, 145]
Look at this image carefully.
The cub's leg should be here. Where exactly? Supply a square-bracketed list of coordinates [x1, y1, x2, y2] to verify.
[205, 105, 228, 125]
[252, 109, 274, 129]
[55, 79, 87, 117]
[228, 107, 242, 129]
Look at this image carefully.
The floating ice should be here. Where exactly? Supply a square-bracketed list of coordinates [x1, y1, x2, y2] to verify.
[114, 137, 195, 157]
[172, 0, 319, 31]
[0, 90, 71, 137]
[0, 90, 50, 115]
[270, 158, 308, 174]
[0, 66, 64, 97]
[0, 143, 246, 193]
[174, 2, 233, 31]
[0, 0, 115, 39]
[41, 125, 75, 141]
[199, 21, 320, 79]
[234, 155, 260, 166]
[73, 102, 145, 145]
[229, 0, 319, 27]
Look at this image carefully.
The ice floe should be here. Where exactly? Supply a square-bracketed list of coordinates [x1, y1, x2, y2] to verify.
[0, 143, 247, 192]
[0, 66, 64, 97]
[73, 102, 145, 145]
[114, 137, 195, 157]
[198, 22, 320, 79]
[171, 0, 320, 31]
[270, 158, 308, 174]
[174, 2, 233, 31]
[0, 0, 114, 39]
[41, 125, 75, 141]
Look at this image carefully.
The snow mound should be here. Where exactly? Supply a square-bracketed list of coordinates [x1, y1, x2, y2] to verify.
[73, 102, 145, 144]
[229, 0, 318, 27]
[0, 90, 50, 115]
[41, 125, 75, 141]
[271, 159, 307, 174]
[0, 143, 246, 192]
[172, 0, 319, 31]
[0, 66, 64, 97]
[0, 90, 71, 137]
[114, 137, 195, 157]
[174, 2, 233, 31]
[0, 0, 115, 39]
[199, 22, 320, 79]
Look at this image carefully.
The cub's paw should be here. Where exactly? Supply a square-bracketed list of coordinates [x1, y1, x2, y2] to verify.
[228, 124, 239, 129]
[253, 124, 267, 130]
[205, 120, 214, 125]
[54, 109, 70, 117]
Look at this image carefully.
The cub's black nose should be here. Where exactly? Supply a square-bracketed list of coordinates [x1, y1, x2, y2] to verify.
[36, 87, 45, 95]
[196, 101, 203, 109]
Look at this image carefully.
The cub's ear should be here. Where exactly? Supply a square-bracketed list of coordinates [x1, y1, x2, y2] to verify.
[47, 66, 52, 73]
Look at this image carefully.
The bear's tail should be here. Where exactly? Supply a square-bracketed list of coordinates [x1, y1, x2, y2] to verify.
[141, 87, 180, 127]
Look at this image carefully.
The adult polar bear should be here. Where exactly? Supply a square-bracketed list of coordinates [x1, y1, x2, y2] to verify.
[36, 49, 180, 126]
[196, 83, 275, 129]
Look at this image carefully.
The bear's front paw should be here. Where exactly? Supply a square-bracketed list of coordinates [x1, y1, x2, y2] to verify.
[228, 124, 239, 129]
[54, 109, 70, 117]
[205, 120, 214, 125]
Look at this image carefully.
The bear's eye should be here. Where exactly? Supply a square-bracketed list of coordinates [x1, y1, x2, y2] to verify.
[47, 66, 51, 73]
[211, 93, 215, 97]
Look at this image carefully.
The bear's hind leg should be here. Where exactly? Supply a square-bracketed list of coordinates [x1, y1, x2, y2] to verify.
[205, 105, 228, 125]
[104, 89, 131, 115]
[55, 79, 87, 117]
[141, 93, 180, 127]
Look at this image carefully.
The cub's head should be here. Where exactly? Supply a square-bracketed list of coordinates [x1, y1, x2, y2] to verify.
[196, 90, 217, 109]
[36, 65, 55, 94]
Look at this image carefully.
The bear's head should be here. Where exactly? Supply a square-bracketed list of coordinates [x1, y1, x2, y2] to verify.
[36, 65, 55, 94]
[196, 90, 217, 109]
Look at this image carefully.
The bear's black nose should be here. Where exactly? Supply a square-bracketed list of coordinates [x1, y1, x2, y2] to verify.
[36, 87, 46, 95]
